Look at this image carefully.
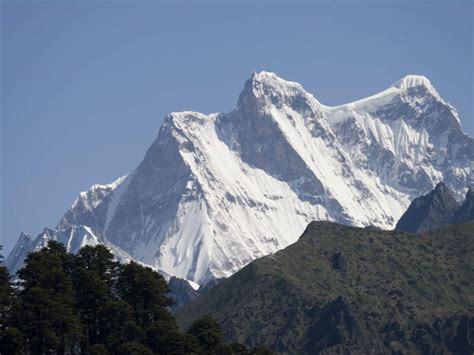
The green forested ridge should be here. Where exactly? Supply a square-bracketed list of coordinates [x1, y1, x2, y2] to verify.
[177, 221, 474, 354]
[0, 242, 273, 354]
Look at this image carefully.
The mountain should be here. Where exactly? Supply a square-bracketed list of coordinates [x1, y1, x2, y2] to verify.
[395, 182, 460, 233]
[452, 187, 474, 224]
[5, 225, 134, 273]
[167, 276, 224, 311]
[395, 183, 474, 233]
[176, 221, 474, 354]
[6, 72, 474, 284]
[167, 277, 200, 311]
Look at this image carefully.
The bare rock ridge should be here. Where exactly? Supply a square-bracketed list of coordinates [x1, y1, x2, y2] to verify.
[6, 72, 474, 285]
[396, 183, 474, 233]
[452, 187, 474, 224]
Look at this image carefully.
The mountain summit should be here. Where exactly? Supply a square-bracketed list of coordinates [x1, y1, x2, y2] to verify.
[393, 74, 434, 90]
[396, 183, 474, 232]
[452, 187, 474, 224]
[6, 72, 474, 284]
[395, 182, 460, 233]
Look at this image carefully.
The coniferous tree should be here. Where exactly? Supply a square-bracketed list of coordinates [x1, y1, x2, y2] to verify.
[116, 261, 173, 328]
[186, 315, 225, 352]
[105, 320, 146, 352]
[2, 242, 273, 354]
[0, 266, 14, 331]
[98, 299, 134, 344]
[74, 267, 110, 348]
[14, 243, 83, 354]
[0, 266, 23, 354]
[72, 245, 118, 349]
[116, 341, 153, 355]
[145, 309, 185, 354]
[181, 333, 203, 354]
[89, 343, 109, 355]
[0, 266, 12, 318]
[74, 244, 118, 283]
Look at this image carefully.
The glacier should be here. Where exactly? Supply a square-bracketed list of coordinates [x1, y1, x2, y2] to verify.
[6, 72, 473, 285]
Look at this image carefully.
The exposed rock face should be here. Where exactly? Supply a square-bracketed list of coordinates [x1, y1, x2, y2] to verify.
[395, 182, 460, 233]
[304, 296, 380, 354]
[396, 183, 474, 233]
[6, 72, 474, 285]
[411, 315, 474, 354]
[167, 277, 224, 311]
[452, 187, 474, 224]
[167, 277, 199, 311]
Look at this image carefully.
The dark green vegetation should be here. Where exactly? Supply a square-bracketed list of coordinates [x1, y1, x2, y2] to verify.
[177, 221, 474, 354]
[396, 183, 473, 233]
[0, 243, 273, 354]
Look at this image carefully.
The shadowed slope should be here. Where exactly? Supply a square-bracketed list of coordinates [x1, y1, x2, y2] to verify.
[177, 221, 474, 354]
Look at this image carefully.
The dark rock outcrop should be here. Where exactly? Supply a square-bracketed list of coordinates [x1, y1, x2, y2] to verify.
[395, 182, 459, 233]
[167, 277, 199, 311]
[304, 297, 380, 354]
[452, 187, 474, 224]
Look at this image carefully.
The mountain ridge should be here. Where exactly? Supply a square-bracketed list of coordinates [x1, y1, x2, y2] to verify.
[6, 72, 474, 285]
[176, 221, 474, 354]
[396, 182, 473, 233]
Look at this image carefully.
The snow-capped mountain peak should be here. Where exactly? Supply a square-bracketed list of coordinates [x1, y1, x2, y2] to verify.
[238, 71, 322, 111]
[393, 74, 434, 91]
[6, 72, 473, 285]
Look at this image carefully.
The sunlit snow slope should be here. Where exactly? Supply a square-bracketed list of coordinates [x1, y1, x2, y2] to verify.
[6, 72, 473, 285]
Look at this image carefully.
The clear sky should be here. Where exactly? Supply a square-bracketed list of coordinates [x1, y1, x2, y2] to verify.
[1, 1, 473, 255]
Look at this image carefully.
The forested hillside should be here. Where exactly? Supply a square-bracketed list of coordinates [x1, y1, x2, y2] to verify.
[0, 243, 272, 354]
[177, 221, 474, 354]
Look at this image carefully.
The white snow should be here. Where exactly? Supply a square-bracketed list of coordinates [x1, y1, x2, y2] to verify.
[188, 280, 200, 290]
[393, 75, 433, 90]
[6, 71, 473, 286]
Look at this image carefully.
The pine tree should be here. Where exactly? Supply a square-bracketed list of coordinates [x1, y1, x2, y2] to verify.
[0, 266, 13, 329]
[97, 299, 134, 343]
[14, 243, 83, 353]
[1, 243, 272, 354]
[72, 245, 118, 349]
[0, 266, 23, 354]
[74, 267, 110, 348]
[116, 261, 173, 328]
[115, 341, 153, 355]
[74, 244, 118, 283]
[187, 315, 225, 352]
[105, 320, 146, 351]
[145, 309, 185, 353]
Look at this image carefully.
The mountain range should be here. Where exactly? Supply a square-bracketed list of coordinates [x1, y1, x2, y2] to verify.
[5, 72, 474, 285]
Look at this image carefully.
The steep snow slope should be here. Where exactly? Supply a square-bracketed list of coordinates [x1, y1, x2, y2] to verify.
[6, 72, 473, 284]
[326, 75, 473, 201]
[4, 225, 132, 272]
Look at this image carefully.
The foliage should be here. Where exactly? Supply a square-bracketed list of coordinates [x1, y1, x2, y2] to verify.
[187, 315, 224, 351]
[1, 242, 270, 354]
[176, 221, 474, 354]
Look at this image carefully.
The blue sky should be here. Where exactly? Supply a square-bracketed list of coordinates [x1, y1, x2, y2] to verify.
[1, 1, 473, 254]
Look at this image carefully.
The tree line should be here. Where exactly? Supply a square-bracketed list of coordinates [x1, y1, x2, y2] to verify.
[0, 242, 272, 354]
